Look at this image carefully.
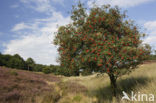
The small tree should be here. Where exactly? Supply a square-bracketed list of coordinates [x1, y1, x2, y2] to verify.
[26, 58, 35, 71]
[42, 66, 51, 74]
[33, 64, 44, 72]
[54, 3, 151, 97]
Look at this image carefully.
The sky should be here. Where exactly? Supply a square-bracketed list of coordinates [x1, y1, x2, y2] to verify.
[0, 0, 156, 65]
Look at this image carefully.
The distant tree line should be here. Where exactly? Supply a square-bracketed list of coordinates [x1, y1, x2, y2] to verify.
[0, 52, 155, 76]
[148, 50, 156, 60]
[0, 53, 69, 75]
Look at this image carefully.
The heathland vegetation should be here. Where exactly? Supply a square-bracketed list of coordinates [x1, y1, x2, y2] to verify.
[0, 62, 156, 103]
[0, 2, 156, 103]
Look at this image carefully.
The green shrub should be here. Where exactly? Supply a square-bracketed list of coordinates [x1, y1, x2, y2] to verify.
[42, 67, 52, 74]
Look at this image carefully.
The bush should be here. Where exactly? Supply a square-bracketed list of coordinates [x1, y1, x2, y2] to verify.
[55, 67, 71, 76]
[42, 67, 52, 74]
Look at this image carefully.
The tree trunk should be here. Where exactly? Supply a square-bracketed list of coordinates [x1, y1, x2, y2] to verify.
[109, 74, 117, 97]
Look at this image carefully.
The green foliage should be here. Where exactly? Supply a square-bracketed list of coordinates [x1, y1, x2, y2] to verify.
[0, 53, 3, 66]
[42, 67, 52, 74]
[81, 69, 92, 76]
[0, 53, 61, 75]
[8, 54, 26, 69]
[33, 64, 44, 72]
[54, 3, 151, 77]
[54, 2, 151, 97]
[54, 67, 70, 76]
[0, 54, 26, 70]
[0, 54, 12, 67]
[149, 55, 156, 60]
[25, 58, 35, 71]
[148, 50, 156, 60]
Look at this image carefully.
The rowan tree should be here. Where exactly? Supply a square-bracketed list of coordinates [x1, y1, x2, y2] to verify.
[53, 3, 151, 97]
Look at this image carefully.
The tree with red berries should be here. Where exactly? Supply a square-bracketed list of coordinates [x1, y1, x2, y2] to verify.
[53, 2, 151, 97]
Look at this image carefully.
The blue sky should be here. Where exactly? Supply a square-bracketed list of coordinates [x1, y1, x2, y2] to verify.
[0, 0, 156, 65]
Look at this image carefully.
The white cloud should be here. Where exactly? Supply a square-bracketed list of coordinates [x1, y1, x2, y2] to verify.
[5, 0, 71, 65]
[20, 0, 54, 14]
[143, 21, 156, 49]
[19, 0, 67, 14]
[144, 36, 156, 44]
[11, 22, 38, 31]
[52, 0, 65, 6]
[4, 12, 71, 65]
[144, 21, 156, 35]
[4, 35, 58, 65]
[87, 0, 154, 8]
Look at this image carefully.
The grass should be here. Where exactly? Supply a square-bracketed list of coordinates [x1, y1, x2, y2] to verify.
[63, 62, 156, 103]
[0, 62, 156, 103]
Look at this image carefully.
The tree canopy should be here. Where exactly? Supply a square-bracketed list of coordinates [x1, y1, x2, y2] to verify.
[54, 3, 151, 96]
[0, 53, 64, 75]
